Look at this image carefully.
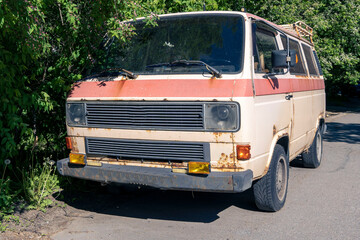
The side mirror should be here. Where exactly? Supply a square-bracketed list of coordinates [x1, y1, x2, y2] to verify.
[272, 50, 296, 69]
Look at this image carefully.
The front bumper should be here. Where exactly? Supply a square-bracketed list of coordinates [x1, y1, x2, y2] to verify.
[57, 158, 253, 193]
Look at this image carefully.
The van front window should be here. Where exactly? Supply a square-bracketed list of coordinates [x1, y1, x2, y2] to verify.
[95, 14, 244, 75]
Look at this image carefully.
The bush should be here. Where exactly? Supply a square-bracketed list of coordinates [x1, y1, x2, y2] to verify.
[20, 159, 60, 211]
[0, 160, 16, 219]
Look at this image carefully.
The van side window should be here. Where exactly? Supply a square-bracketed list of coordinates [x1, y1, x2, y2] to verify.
[281, 37, 306, 75]
[254, 29, 278, 73]
[302, 44, 318, 76]
[312, 50, 323, 75]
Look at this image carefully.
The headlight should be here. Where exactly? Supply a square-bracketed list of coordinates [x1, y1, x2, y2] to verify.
[204, 103, 239, 131]
[66, 103, 86, 126]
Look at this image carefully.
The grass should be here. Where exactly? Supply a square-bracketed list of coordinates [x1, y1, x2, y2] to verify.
[0, 157, 61, 232]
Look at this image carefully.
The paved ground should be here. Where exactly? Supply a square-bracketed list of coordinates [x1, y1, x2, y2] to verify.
[52, 113, 360, 240]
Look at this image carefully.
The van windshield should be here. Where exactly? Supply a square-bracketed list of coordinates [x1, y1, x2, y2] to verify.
[93, 14, 244, 75]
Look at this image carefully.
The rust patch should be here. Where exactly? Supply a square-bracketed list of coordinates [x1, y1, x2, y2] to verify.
[213, 132, 223, 143]
[218, 153, 229, 167]
[71, 138, 79, 152]
[273, 125, 277, 136]
[256, 164, 270, 180]
[87, 156, 177, 169]
[216, 153, 237, 169]
[171, 162, 185, 168]
[230, 133, 236, 167]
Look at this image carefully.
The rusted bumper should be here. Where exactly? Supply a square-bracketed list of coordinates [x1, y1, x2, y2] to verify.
[57, 158, 253, 193]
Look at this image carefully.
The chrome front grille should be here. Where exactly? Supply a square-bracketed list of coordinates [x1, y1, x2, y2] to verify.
[86, 138, 210, 162]
[85, 102, 204, 130]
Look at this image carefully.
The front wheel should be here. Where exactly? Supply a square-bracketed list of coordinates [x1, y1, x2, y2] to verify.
[302, 128, 323, 168]
[253, 144, 289, 212]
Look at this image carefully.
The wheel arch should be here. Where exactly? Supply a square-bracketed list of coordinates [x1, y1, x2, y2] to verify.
[258, 129, 290, 179]
[318, 117, 326, 134]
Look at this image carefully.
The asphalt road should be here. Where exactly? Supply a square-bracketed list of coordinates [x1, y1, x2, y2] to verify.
[52, 112, 360, 240]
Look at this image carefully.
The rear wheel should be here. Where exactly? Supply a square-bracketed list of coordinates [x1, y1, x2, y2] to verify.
[253, 144, 289, 212]
[302, 128, 323, 168]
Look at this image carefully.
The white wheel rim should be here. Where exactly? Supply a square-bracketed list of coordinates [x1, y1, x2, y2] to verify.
[316, 131, 322, 162]
[276, 156, 287, 201]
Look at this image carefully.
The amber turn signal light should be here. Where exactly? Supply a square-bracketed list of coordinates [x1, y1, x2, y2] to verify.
[69, 153, 86, 165]
[188, 162, 210, 174]
[236, 145, 251, 160]
[65, 137, 72, 150]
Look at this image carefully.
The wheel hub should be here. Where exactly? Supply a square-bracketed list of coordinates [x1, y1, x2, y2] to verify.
[276, 156, 287, 201]
[316, 131, 322, 162]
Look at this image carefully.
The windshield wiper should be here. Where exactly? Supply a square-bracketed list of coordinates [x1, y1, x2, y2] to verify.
[85, 68, 137, 80]
[146, 60, 222, 78]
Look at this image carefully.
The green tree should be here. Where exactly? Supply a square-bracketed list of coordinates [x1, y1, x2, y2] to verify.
[233, 0, 360, 94]
[0, 0, 156, 213]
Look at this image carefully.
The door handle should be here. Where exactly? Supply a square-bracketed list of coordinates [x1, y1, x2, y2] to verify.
[285, 94, 293, 100]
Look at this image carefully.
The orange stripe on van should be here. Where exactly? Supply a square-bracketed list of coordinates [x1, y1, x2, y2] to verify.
[254, 77, 325, 96]
[68, 79, 254, 98]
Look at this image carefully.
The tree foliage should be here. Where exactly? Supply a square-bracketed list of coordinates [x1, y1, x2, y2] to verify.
[0, 0, 159, 213]
[239, 0, 360, 94]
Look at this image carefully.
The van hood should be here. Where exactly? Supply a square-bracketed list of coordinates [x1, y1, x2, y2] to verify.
[68, 78, 253, 100]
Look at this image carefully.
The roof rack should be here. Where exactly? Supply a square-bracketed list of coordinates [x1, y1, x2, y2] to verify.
[280, 21, 313, 45]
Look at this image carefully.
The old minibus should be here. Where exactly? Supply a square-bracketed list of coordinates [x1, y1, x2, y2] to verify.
[57, 11, 325, 211]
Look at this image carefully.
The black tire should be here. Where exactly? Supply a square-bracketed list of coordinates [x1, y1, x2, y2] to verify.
[302, 128, 323, 168]
[253, 144, 289, 212]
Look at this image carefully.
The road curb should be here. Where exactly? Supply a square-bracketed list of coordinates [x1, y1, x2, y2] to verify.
[325, 112, 347, 122]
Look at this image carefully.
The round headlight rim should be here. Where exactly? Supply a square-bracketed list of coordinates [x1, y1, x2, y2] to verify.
[216, 105, 230, 120]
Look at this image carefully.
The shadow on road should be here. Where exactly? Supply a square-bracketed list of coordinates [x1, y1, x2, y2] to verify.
[58, 184, 259, 223]
[326, 96, 360, 114]
[324, 122, 360, 144]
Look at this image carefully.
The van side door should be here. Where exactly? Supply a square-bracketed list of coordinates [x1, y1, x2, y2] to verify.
[252, 22, 293, 160]
[280, 37, 313, 158]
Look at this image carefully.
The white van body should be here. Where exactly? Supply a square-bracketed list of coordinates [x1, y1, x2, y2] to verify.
[57, 11, 325, 211]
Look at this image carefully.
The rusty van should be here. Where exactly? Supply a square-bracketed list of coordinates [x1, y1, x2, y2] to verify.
[57, 11, 326, 211]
